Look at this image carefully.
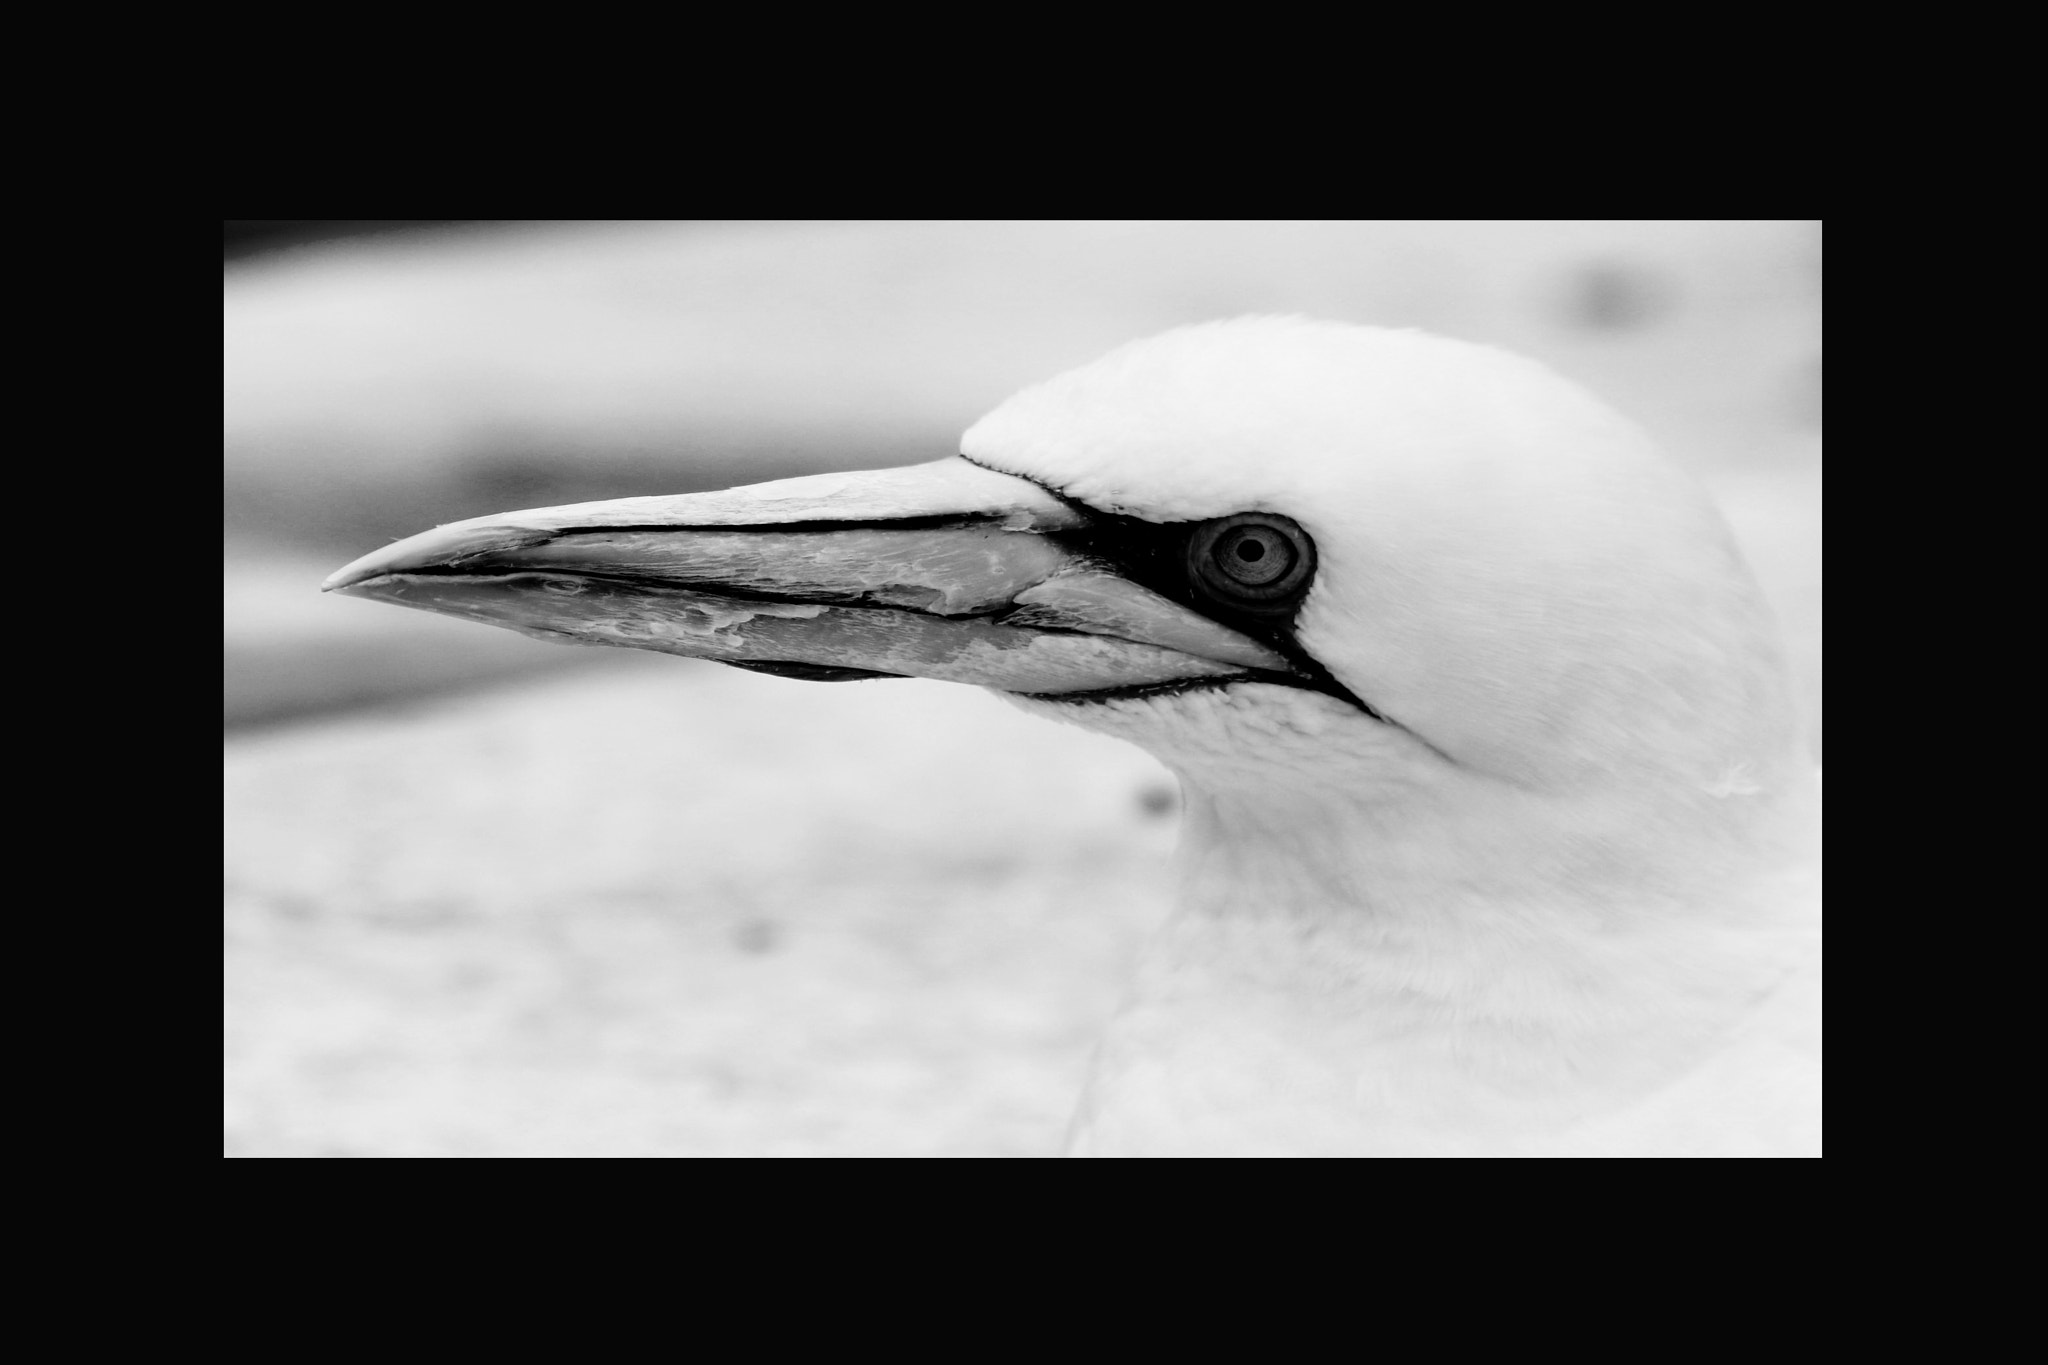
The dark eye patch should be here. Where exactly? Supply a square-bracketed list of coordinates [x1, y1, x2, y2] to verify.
[1052, 511, 1310, 634]
[1050, 510, 1380, 720]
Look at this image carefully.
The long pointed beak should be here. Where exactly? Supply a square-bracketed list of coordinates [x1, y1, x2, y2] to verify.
[324, 457, 1290, 696]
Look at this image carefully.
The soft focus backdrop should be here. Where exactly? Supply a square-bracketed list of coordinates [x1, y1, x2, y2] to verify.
[224, 220, 1822, 1157]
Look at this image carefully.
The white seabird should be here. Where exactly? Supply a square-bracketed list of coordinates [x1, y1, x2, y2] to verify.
[326, 318, 1822, 1158]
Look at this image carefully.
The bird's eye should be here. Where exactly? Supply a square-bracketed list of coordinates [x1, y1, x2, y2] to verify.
[1185, 513, 1315, 613]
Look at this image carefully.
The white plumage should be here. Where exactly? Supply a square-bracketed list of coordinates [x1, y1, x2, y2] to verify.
[334, 318, 1822, 1157]
[962, 321, 1820, 1156]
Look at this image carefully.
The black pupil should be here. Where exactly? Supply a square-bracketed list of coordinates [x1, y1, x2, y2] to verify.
[1221, 529, 1288, 584]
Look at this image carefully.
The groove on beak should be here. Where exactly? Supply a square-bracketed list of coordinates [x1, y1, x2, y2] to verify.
[325, 457, 1291, 695]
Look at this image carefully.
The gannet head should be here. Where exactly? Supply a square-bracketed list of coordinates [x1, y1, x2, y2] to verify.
[967, 320, 1803, 797]
[327, 318, 1806, 870]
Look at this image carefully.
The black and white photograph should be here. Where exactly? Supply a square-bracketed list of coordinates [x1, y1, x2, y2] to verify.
[224, 221, 1822, 1157]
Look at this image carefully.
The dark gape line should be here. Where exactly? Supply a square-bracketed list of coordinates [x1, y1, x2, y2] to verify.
[726, 660, 906, 683]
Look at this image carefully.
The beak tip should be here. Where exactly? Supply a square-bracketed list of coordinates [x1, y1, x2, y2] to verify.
[325, 520, 566, 598]
[322, 556, 392, 594]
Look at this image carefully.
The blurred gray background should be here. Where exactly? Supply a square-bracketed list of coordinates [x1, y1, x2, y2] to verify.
[224, 220, 1822, 1157]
